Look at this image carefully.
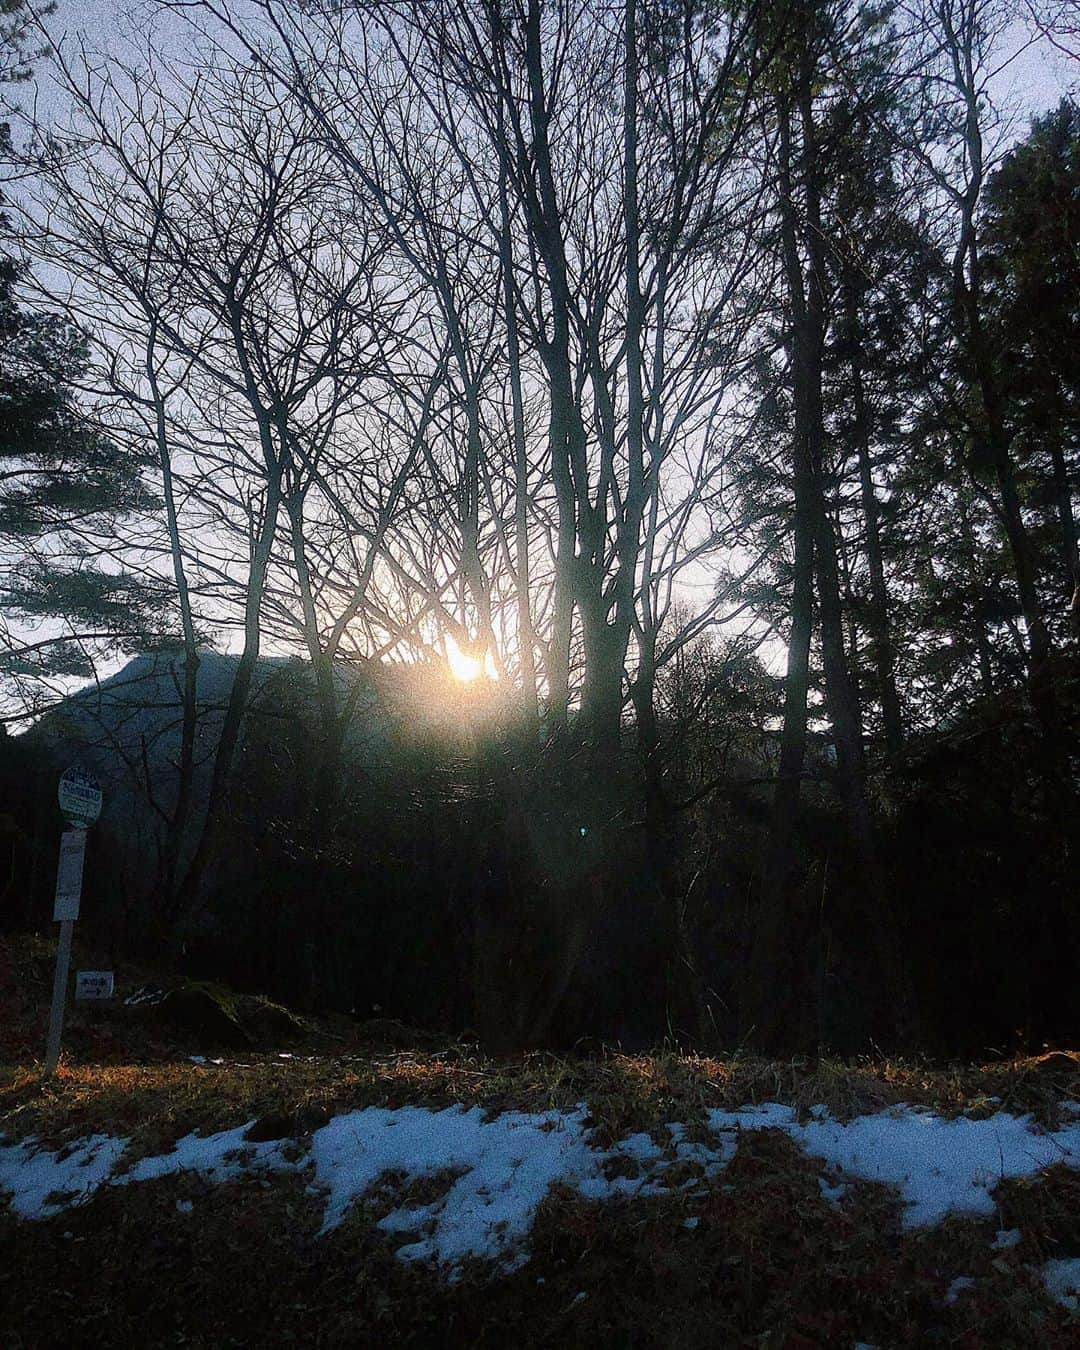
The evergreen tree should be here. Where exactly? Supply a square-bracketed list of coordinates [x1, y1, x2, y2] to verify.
[0, 0, 164, 694]
[982, 99, 1080, 634]
[739, 0, 916, 1047]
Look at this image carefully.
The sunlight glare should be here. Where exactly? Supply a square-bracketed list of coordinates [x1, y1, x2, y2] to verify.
[446, 634, 497, 682]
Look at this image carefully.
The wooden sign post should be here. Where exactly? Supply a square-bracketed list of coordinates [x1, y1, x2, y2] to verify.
[44, 768, 103, 1075]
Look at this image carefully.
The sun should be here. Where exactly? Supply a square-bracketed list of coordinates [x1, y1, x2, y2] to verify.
[445, 634, 497, 682]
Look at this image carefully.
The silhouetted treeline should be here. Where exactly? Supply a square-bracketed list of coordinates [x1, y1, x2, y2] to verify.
[3, 638, 1076, 1056]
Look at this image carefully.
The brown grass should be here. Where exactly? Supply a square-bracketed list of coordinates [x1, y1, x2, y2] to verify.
[2, 1045, 1076, 1158]
[2, 931, 1078, 1347]
[2, 1120, 1077, 1349]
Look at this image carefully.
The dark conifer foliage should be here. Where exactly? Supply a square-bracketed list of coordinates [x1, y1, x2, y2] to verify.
[0, 271, 163, 666]
[0, 0, 166, 687]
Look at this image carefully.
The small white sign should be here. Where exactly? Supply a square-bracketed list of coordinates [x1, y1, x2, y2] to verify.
[75, 971, 114, 1001]
[58, 766, 103, 829]
[53, 829, 86, 921]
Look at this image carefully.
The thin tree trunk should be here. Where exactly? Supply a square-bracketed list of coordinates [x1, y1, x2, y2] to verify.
[843, 279, 904, 754]
[494, 104, 539, 723]
[955, 493, 995, 697]
[282, 482, 341, 829]
[173, 315, 284, 929]
[1048, 437, 1080, 633]
[522, 0, 580, 738]
[145, 321, 200, 912]
[950, 52, 1060, 743]
[795, 51, 914, 1044]
[749, 89, 816, 1046]
[172, 489, 278, 928]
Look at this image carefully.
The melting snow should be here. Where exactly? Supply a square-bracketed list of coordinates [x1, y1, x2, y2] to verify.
[0, 1134, 129, 1219]
[2, 1100, 1079, 1278]
[1042, 1258, 1080, 1311]
[944, 1274, 975, 1305]
[117, 1122, 296, 1188]
[705, 1103, 1080, 1228]
[310, 1105, 602, 1268]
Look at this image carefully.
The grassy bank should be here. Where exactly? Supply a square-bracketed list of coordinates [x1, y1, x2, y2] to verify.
[2, 933, 1078, 1347]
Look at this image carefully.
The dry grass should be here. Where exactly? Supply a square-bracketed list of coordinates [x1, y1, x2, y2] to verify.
[2, 930, 1079, 1347]
[2, 1045, 1077, 1160]
[2, 1117, 1077, 1349]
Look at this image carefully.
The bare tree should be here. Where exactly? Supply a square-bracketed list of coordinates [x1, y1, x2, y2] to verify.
[23, 33, 415, 926]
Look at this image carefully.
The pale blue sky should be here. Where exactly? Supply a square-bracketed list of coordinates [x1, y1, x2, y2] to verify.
[28, 0, 1078, 128]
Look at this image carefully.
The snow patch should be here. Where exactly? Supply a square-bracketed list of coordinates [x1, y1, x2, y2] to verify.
[818, 1174, 848, 1206]
[2, 1100, 1080, 1279]
[115, 1121, 297, 1188]
[1042, 1258, 1080, 1312]
[310, 1105, 605, 1271]
[666, 1120, 738, 1177]
[0, 1134, 129, 1219]
[702, 1103, 1080, 1229]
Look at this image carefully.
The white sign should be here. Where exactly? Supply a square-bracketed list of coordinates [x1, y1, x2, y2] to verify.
[75, 971, 114, 1001]
[53, 829, 86, 921]
[58, 766, 103, 829]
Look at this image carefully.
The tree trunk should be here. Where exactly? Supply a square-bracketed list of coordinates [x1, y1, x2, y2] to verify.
[950, 62, 1061, 746]
[172, 345, 284, 933]
[145, 323, 201, 912]
[1049, 437, 1080, 633]
[843, 278, 904, 754]
[747, 89, 816, 1047]
[493, 87, 539, 723]
[752, 50, 914, 1049]
[796, 54, 914, 1046]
